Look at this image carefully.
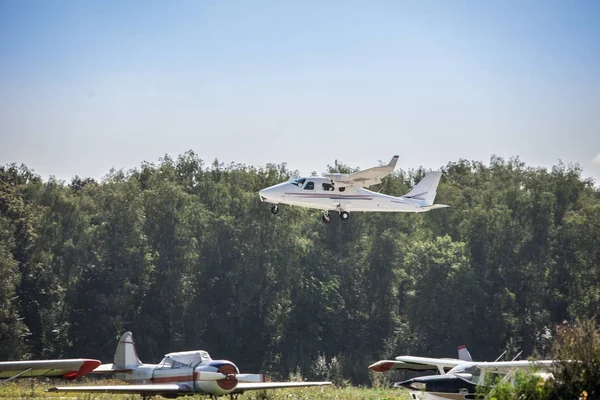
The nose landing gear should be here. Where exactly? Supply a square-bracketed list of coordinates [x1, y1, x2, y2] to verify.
[322, 213, 331, 224]
[270, 205, 279, 215]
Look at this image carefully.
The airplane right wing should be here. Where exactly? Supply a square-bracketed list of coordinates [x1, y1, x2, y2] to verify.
[233, 381, 332, 393]
[464, 360, 555, 375]
[48, 384, 187, 395]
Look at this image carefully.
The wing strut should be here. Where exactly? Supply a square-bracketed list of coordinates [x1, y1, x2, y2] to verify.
[0, 369, 32, 386]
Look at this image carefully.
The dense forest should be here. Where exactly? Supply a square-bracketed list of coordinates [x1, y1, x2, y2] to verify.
[1, 151, 599, 385]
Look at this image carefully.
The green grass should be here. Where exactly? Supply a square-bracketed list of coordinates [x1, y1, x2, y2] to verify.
[0, 380, 410, 400]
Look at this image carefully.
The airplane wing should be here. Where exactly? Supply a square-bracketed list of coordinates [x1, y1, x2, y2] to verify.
[369, 356, 463, 373]
[325, 155, 398, 187]
[465, 360, 555, 374]
[48, 384, 186, 395]
[233, 381, 332, 393]
[0, 359, 101, 380]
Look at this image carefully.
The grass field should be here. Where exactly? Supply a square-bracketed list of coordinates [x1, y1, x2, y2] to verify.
[0, 380, 411, 400]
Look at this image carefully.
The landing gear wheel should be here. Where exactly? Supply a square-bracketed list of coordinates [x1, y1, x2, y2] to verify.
[270, 205, 279, 215]
[339, 211, 350, 221]
[322, 214, 331, 224]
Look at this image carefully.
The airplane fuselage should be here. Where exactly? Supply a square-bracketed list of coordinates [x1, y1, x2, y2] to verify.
[116, 359, 244, 396]
[259, 178, 425, 213]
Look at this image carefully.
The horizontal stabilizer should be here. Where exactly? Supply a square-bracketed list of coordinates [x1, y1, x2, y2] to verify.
[420, 204, 450, 210]
[90, 363, 132, 374]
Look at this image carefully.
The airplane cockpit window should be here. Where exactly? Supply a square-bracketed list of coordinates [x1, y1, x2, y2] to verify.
[338, 187, 346, 192]
[304, 181, 314, 190]
[322, 183, 334, 191]
[158, 351, 211, 369]
[290, 178, 306, 187]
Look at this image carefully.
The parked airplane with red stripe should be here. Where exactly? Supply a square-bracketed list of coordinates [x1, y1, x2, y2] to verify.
[259, 156, 449, 223]
[49, 332, 331, 399]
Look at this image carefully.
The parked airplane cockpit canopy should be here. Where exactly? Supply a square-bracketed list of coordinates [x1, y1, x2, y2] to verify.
[290, 178, 306, 187]
[158, 350, 212, 368]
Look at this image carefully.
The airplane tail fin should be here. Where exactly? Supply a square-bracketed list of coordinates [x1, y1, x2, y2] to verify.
[114, 332, 142, 368]
[386, 155, 399, 171]
[403, 171, 443, 206]
[458, 345, 472, 362]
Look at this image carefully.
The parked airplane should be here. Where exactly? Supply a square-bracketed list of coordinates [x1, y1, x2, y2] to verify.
[258, 156, 449, 223]
[49, 332, 331, 399]
[369, 346, 554, 400]
[0, 358, 101, 384]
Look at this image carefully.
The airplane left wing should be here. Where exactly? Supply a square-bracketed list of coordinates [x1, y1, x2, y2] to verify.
[48, 384, 186, 395]
[369, 356, 464, 373]
[234, 381, 332, 393]
[0, 359, 101, 381]
[324, 155, 399, 187]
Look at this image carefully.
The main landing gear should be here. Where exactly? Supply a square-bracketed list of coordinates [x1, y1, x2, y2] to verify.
[321, 211, 350, 223]
[270, 205, 279, 215]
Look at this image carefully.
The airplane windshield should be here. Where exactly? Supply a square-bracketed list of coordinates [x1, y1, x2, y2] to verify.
[290, 178, 306, 187]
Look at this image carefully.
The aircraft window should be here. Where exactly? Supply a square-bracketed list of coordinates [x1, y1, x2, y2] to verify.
[290, 178, 306, 187]
[322, 183, 334, 191]
[338, 187, 346, 192]
[304, 182, 314, 190]
[158, 357, 173, 368]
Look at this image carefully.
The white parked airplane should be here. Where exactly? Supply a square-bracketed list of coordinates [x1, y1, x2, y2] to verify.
[369, 346, 554, 400]
[49, 332, 331, 399]
[258, 156, 449, 223]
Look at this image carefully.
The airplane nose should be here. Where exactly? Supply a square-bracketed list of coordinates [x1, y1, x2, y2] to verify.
[259, 189, 267, 202]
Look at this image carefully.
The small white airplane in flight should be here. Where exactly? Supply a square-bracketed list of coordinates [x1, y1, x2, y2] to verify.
[49, 332, 331, 399]
[259, 156, 449, 223]
[369, 346, 554, 400]
[0, 358, 101, 383]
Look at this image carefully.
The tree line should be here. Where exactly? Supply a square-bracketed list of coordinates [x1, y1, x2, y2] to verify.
[1, 151, 599, 385]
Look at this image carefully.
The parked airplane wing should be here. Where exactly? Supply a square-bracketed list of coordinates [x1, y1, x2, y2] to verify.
[234, 381, 332, 393]
[48, 384, 185, 395]
[369, 356, 464, 372]
[460, 360, 555, 375]
[0, 359, 101, 380]
[325, 155, 398, 187]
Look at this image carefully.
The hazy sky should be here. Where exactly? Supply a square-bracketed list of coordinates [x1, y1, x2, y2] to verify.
[1, 0, 599, 182]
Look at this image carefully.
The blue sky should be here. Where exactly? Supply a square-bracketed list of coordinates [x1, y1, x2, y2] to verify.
[1, 0, 599, 182]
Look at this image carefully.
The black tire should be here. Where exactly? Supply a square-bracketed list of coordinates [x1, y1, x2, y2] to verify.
[322, 214, 331, 224]
[340, 211, 350, 221]
[271, 206, 279, 215]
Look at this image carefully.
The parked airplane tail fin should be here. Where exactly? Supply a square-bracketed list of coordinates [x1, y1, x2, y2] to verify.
[404, 171, 443, 206]
[458, 345, 472, 362]
[114, 332, 142, 368]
